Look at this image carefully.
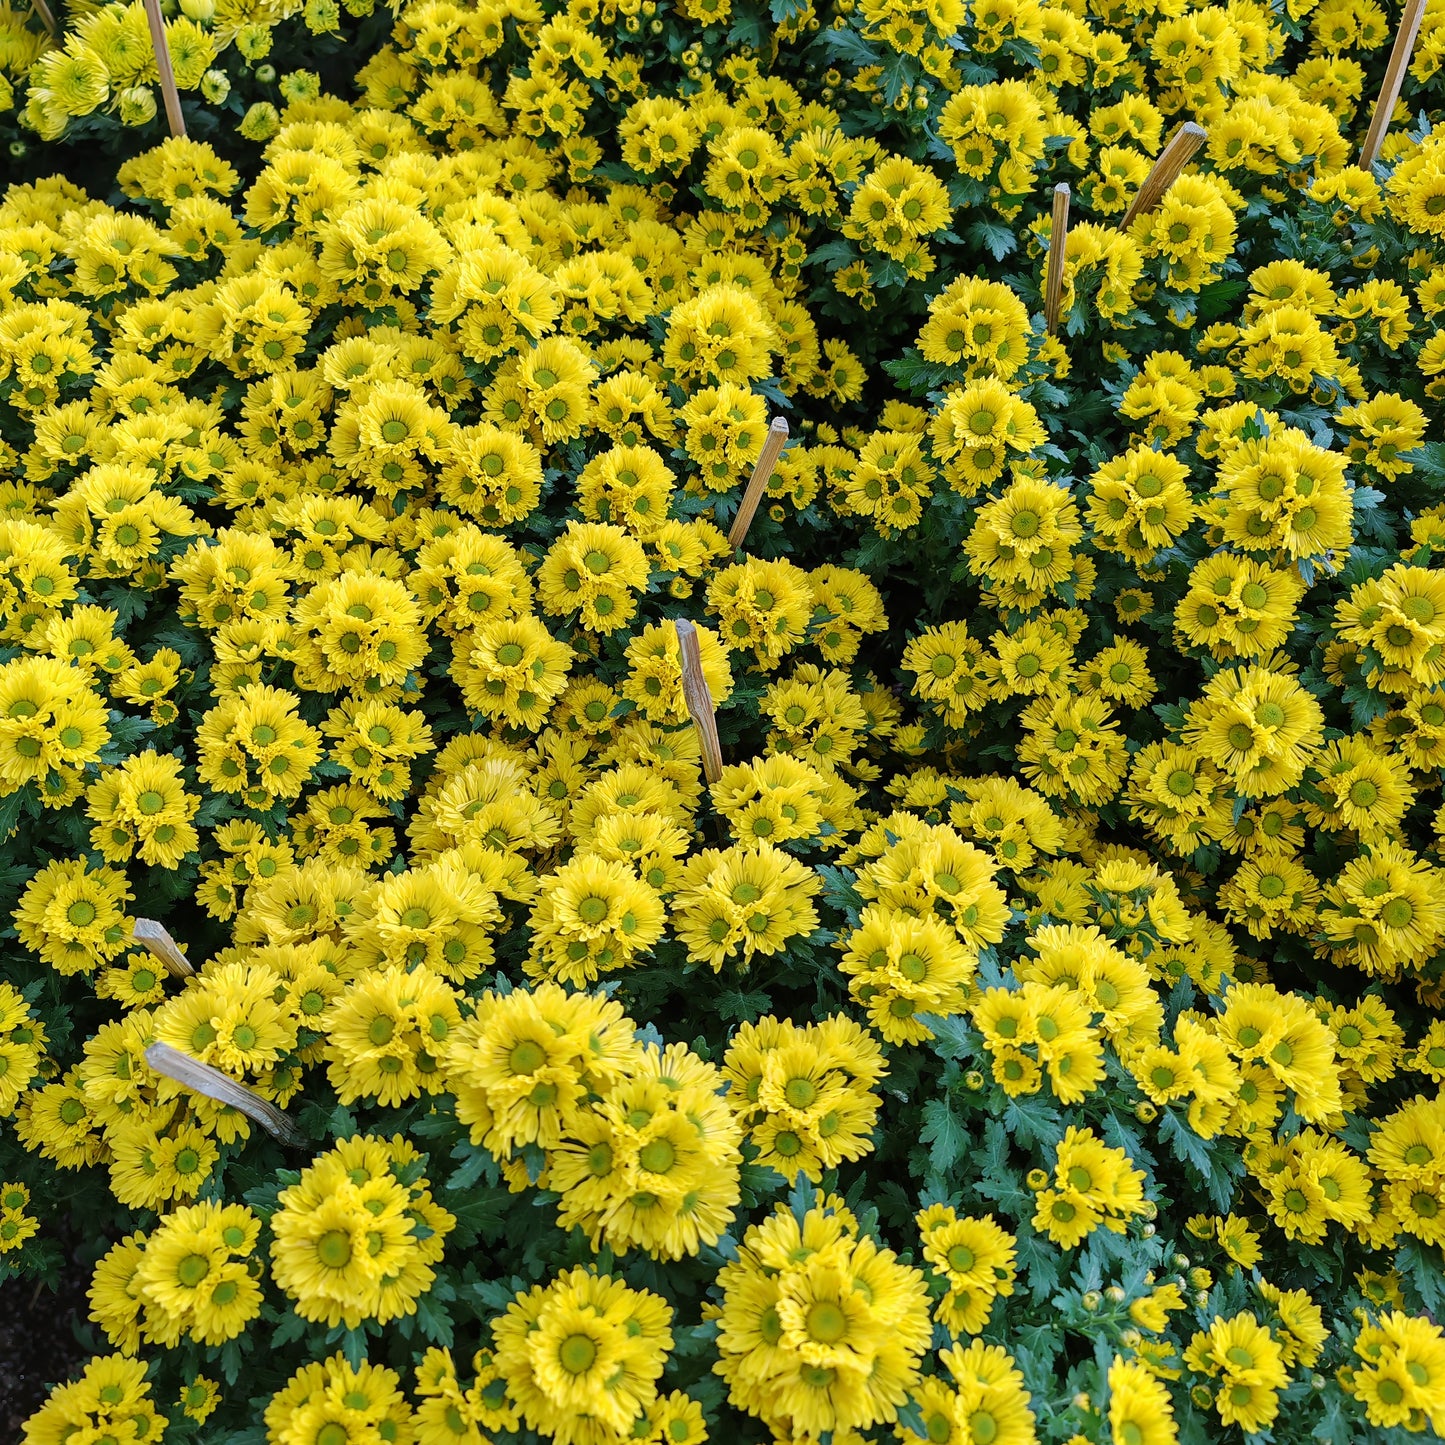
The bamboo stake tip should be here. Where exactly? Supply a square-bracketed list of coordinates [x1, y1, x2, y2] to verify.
[1179, 121, 1208, 140]
[727, 416, 790, 549]
[1053, 181, 1071, 197]
[132, 918, 195, 976]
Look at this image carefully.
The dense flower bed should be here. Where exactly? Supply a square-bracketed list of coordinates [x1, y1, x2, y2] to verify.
[4, 0, 1445, 1442]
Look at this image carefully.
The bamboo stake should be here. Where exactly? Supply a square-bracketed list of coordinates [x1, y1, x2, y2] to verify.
[145, 1042, 306, 1147]
[132, 918, 195, 978]
[1360, 0, 1428, 169]
[1045, 182, 1071, 336]
[141, 0, 187, 138]
[674, 618, 723, 785]
[29, 0, 57, 36]
[727, 416, 790, 551]
[1119, 122, 1207, 229]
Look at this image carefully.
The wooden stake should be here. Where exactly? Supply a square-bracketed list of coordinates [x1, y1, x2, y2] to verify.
[141, 0, 187, 138]
[29, 0, 57, 35]
[1360, 0, 1428, 169]
[674, 618, 723, 785]
[132, 918, 195, 977]
[1119, 122, 1207, 229]
[727, 416, 790, 551]
[1044, 182, 1071, 336]
[145, 1042, 306, 1147]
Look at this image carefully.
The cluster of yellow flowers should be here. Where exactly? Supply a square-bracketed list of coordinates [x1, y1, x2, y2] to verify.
[4, 0, 1445, 1432]
[90, 1200, 263, 1349]
[720, 1013, 884, 1179]
[268, 1135, 454, 1329]
[712, 1192, 932, 1440]
[446, 983, 744, 1260]
[5, 0, 382, 143]
[0, 1180, 38, 1253]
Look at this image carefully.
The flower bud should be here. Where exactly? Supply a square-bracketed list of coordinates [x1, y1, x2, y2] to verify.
[239, 101, 280, 141]
[279, 69, 321, 103]
[117, 86, 158, 126]
[233, 25, 269, 60]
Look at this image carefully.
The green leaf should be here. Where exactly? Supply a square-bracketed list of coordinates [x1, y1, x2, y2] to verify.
[103, 710, 156, 756]
[340, 1327, 368, 1371]
[920, 1096, 968, 1175]
[415, 1292, 454, 1346]
[1002, 1095, 1062, 1152]
[1397, 1238, 1445, 1317]
[0, 786, 27, 844]
[808, 239, 856, 273]
[1015, 1226, 1061, 1302]
[896, 1399, 927, 1438]
[1152, 702, 1187, 731]
[1158, 1108, 1237, 1212]
[922, 1013, 975, 1062]
[725, 7, 766, 48]
[218, 1337, 248, 1386]
[769, 0, 808, 22]
[882, 351, 959, 396]
[814, 23, 877, 66]
[716, 986, 772, 1022]
[1196, 279, 1248, 321]
[964, 218, 1018, 261]
[446, 1149, 490, 1193]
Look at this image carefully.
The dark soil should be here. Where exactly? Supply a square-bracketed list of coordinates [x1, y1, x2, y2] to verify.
[0, 1244, 95, 1438]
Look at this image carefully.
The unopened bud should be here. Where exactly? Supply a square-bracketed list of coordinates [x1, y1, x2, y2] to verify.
[117, 86, 157, 126]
